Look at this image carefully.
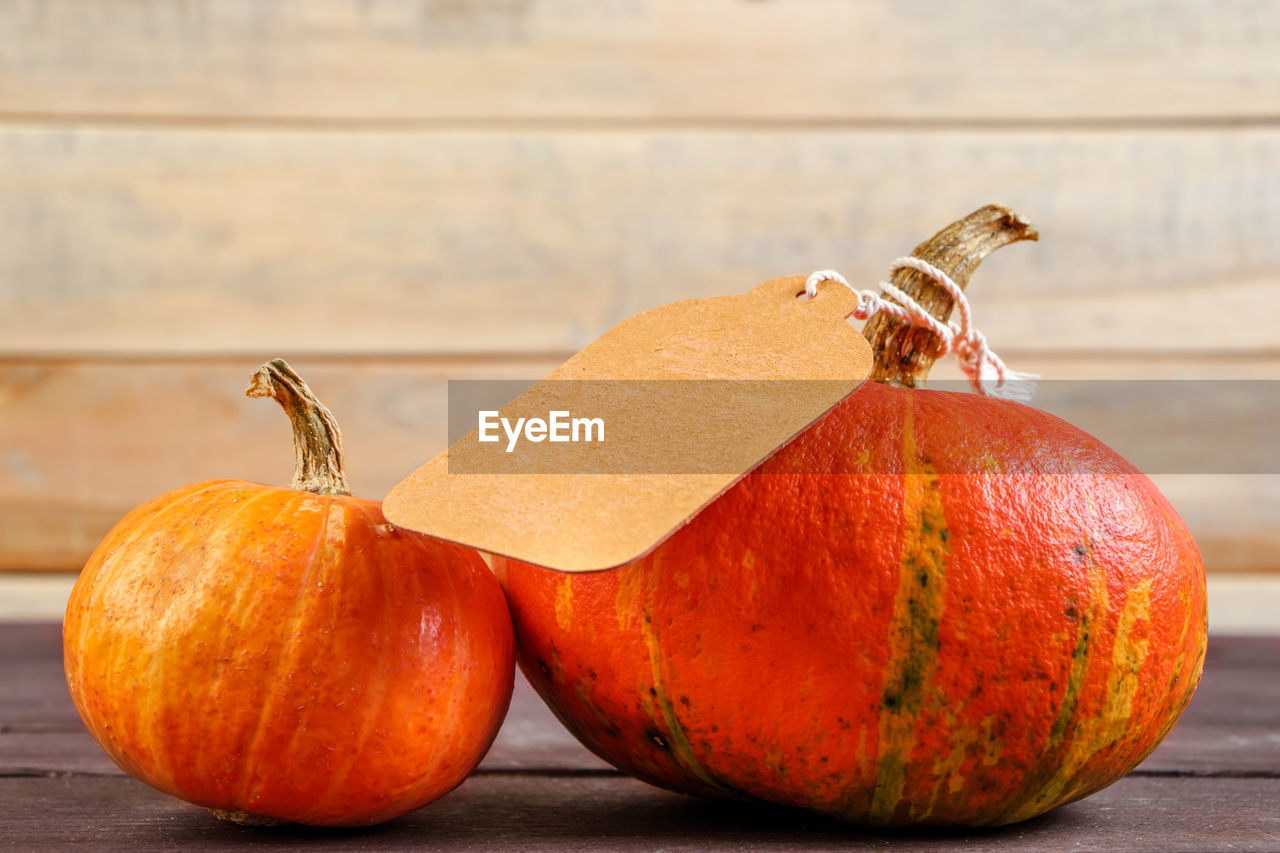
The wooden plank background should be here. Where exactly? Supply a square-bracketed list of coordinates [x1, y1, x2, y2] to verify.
[2, 1, 1278, 589]
[2, 1, 1278, 121]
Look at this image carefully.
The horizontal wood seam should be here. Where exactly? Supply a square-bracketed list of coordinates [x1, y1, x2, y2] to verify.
[3, 350, 1280, 367]
[2, 113, 1280, 134]
[1127, 769, 1280, 779]
[3, 765, 1278, 781]
[0, 352, 581, 367]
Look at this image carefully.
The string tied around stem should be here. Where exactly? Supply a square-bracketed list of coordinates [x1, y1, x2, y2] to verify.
[806, 257, 1038, 402]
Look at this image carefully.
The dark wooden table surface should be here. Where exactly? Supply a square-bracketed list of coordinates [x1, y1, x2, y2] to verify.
[4, 622, 1278, 852]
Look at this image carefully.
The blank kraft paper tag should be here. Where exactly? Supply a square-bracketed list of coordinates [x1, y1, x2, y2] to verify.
[383, 274, 872, 572]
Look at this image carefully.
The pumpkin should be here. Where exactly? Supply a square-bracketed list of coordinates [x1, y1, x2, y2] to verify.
[494, 207, 1208, 827]
[63, 360, 515, 827]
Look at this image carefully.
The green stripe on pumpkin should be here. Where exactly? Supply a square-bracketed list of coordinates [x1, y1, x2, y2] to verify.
[869, 409, 950, 825]
[635, 551, 740, 799]
[999, 538, 1108, 824]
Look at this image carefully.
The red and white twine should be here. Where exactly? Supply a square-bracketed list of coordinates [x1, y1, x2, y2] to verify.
[806, 257, 1038, 402]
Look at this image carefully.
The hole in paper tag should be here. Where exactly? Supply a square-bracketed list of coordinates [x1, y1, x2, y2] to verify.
[383, 274, 872, 572]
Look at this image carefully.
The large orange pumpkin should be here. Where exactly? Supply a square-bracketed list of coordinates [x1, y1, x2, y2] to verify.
[495, 207, 1208, 827]
[64, 360, 515, 827]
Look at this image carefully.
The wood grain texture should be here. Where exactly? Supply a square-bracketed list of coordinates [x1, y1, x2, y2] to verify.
[5, 628, 1272, 774]
[0, 623, 72, 730]
[1, 0, 1278, 122]
[6, 773, 1279, 852]
[3, 3, 1278, 591]
[0, 359, 560, 570]
[3, 126, 1280, 356]
[3, 360, 1277, 572]
[0, 680, 612, 775]
[2, 625, 1278, 851]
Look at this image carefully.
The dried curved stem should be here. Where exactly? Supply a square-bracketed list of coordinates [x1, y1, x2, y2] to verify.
[863, 205, 1038, 387]
[246, 359, 350, 496]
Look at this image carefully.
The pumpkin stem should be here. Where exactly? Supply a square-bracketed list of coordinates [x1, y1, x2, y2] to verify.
[864, 204, 1039, 388]
[246, 359, 351, 496]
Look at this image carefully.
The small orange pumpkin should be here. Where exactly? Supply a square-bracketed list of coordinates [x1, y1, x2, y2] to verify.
[64, 360, 515, 827]
[495, 207, 1208, 826]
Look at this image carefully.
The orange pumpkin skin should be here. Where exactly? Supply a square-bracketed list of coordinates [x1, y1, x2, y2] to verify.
[496, 382, 1208, 826]
[64, 479, 515, 827]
